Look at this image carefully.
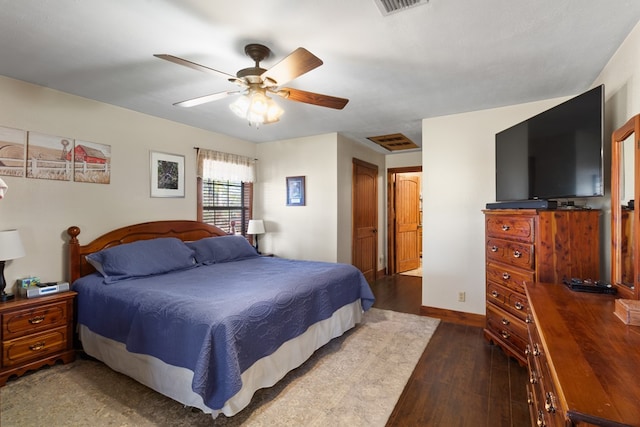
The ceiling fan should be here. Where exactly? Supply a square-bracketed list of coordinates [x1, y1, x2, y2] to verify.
[154, 44, 349, 126]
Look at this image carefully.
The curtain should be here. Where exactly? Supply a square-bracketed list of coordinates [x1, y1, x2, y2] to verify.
[196, 149, 256, 183]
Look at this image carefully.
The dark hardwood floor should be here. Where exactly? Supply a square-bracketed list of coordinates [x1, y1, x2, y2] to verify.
[369, 274, 530, 427]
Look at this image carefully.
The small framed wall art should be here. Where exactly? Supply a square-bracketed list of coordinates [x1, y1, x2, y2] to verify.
[150, 151, 184, 198]
[286, 175, 305, 206]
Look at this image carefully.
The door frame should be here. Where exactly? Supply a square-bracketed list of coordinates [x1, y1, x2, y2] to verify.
[387, 166, 422, 275]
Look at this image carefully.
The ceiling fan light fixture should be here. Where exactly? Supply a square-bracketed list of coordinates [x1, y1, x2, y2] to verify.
[229, 88, 283, 127]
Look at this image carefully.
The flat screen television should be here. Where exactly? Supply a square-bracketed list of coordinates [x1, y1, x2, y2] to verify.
[494, 84, 604, 204]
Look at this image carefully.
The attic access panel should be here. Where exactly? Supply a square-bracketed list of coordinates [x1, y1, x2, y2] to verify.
[367, 133, 419, 151]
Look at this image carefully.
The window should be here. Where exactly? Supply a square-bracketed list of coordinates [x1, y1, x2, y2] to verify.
[196, 149, 256, 236]
[201, 179, 253, 234]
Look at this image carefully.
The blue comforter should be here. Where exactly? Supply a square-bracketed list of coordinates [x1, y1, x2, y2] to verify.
[72, 256, 375, 409]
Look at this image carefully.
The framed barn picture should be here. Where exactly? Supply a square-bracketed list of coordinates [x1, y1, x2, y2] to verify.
[150, 151, 184, 198]
[73, 140, 111, 184]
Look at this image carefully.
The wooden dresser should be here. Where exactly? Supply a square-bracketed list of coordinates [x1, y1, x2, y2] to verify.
[483, 209, 600, 365]
[0, 292, 76, 386]
[525, 282, 640, 426]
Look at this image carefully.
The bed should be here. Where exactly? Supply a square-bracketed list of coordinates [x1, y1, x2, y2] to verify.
[67, 220, 375, 418]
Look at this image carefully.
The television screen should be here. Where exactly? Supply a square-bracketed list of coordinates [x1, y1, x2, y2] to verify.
[495, 85, 604, 202]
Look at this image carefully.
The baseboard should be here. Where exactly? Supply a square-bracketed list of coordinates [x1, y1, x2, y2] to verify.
[420, 306, 485, 328]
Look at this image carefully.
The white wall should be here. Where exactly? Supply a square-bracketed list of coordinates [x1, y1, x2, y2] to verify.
[0, 76, 255, 293]
[422, 19, 640, 315]
[255, 134, 339, 262]
[255, 133, 384, 266]
[422, 98, 567, 315]
[336, 134, 385, 267]
[385, 151, 422, 169]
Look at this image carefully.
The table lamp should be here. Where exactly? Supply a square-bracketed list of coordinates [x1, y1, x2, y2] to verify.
[246, 220, 265, 254]
[0, 229, 26, 301]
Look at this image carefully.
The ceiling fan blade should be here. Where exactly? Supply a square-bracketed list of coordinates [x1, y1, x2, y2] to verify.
[261, 48, 323, 86]
[154, 54, 236, 80]
[173, 91, 238, 108]
[277, 88, 349, 110]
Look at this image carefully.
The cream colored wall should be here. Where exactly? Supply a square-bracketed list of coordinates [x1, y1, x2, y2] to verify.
[421, 98, 565, 315]
[336, 135, 385, 267]
[385, 151, 422, 168]
[421, 20, 640, 315]
[255, 134, 339, 262]
[0, 76, 255, 293]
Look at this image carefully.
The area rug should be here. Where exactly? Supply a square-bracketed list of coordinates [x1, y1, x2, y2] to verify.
[1, 308, 439, 427]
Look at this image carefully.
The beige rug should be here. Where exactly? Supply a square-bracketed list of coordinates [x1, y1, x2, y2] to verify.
[1, 308, 439, 427]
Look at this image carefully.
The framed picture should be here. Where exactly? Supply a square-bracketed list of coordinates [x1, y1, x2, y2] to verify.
[150, 151, 184, 198]
[286, 176, 305, 206]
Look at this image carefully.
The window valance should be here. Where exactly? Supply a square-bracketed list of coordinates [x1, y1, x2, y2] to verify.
[196, 149, 256, 183]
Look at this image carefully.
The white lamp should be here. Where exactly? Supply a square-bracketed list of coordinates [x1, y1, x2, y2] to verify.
[246, 220, 266, 254]
[0, 229, 26, 301]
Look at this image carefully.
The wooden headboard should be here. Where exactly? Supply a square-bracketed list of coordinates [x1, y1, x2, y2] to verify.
[67, 220, 228, 284]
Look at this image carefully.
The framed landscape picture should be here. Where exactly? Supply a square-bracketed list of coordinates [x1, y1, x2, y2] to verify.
[286, 176, 305, 206]
[150, 151, 184, 198]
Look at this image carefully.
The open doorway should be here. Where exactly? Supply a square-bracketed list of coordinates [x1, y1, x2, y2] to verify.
[387, 166, 422, 276]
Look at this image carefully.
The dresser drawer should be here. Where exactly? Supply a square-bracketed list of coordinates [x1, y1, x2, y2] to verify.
[486, 238, 534, 270]
[487, 282, 530, 321]
[486, 215, 534, 242]
[486, 261, 534, 294]
[527, 321, 565, 426]
[2, 327, 68, 367]
[486, 304, 528, 358]
[2, 301, 68, 340]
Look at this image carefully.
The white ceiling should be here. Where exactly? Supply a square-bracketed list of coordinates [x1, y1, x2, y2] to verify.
[1, 0, 639, 153]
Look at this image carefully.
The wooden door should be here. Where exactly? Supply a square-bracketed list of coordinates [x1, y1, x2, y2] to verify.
[395, 173, 421, 272]
[352, 158, 378, 282]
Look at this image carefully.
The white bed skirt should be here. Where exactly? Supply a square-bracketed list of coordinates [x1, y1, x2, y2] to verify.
[78, 300, 363, 418]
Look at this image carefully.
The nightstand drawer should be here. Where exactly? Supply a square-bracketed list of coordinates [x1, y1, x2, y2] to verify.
[2, 327, 68, 367]
[2, 301, 68, 340]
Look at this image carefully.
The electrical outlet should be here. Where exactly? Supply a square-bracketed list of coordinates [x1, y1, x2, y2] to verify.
[458, 291, 466, 302]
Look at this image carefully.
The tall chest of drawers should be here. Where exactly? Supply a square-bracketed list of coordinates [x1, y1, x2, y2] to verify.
[482, 209, 600, 365]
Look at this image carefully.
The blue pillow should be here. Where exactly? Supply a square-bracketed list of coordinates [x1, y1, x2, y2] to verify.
[86, 237, 196, 283]
[186, 235, 259, 264]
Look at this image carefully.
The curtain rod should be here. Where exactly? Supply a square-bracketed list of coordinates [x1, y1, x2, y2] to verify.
[193, 147, 258, 161]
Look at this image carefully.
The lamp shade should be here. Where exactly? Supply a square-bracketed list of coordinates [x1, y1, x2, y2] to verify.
[247, 220, 265, 235]
[0, 229, 25, 261]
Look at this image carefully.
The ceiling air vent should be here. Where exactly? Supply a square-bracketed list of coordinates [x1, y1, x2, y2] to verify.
[367, 133, 419, 151]
[374, 0, 429, 16]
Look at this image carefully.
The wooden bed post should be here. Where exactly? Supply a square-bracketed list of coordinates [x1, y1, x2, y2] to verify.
[67, 226, 81, 284]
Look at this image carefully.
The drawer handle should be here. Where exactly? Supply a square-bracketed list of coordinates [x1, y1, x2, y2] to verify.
[537, 410, 546, 427]
[501, 318, 510, 326]
[544, 392, 556, 413]
[529, 371, 537, 384]
[501, 224, 510, 231]
[29, 341, 46, 351]
[500, 330, 510, 339]
[533, 343, 541, 357]
[525, 344, 531, 356]
[502, 272, 510, 280]
[513, 250, 522, 258]
[490, 246, 498, 252]
[491, 290, 499, 298]
[527, 391, 534, 405]
[29, 315, 46, 324]
[525, 315, 533, 324]
[514, 301, 524, 310]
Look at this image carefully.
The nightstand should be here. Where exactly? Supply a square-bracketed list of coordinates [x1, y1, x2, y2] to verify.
[0, 291, 77, 386]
